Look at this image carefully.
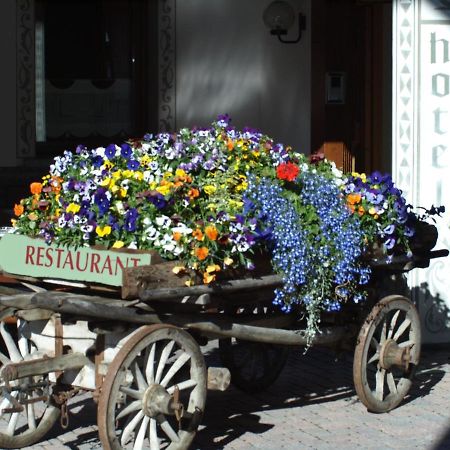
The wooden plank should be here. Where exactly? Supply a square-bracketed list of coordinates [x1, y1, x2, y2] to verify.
[139, 275, 283, 302]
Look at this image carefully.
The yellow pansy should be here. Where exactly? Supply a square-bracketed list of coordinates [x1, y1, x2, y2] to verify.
[100, 177, 111, 187]
[112, 170, 122, 180]
[172, 266, 186, 275]
[102, 161, 114, 170]
[203, 185, 217, 195]
[140, 155, 151, 166]
[96, 225, 112, 237]
[112, 241, 124, 249]
[175, 168, 187, 178]
[206, 264, 220, 273]
[224, 257, 234, 266]
[134, 171, 144, 181]
[66, 203, 81, 214]
[122, 170, 133, 179]
[156, 184, 171, 195]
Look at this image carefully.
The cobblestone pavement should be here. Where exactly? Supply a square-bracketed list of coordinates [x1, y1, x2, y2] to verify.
[20, 344, 450, 450]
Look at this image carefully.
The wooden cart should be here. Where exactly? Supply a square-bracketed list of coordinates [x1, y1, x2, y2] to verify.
[0, 230, 447, 449]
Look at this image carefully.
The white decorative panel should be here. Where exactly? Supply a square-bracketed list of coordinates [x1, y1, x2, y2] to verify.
[393, 0, 450, 342]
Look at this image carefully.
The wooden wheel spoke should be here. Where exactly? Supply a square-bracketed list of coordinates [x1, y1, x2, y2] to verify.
[387, 310, 401, 339]
[375, 368, 386, 401]
[6, 412, 20, 436]
[157, 413, 180, 442]
[393, 318, 411, 341]
[116, 400, 142, 421]
[27, 402, 37, 431]
[155, 341, 175, 384]
[370, 337, 379, 351]
[0, 351, 11, 366]
[133, 415, 150, 450]
[0, 322, 23, 362]
[166, 379, 197, 394]
[133, 362, 148, 391]
[379, 319, 387, 346]
[398, 340, 414, 348]
[160, 352, 191, 388]
[386, 372, 398, 395]
[149, 417, 160, 450]
[120, 386, 143, 400]
[145, 343, 156, 385]
[121, 410, 144, 447]
[367, 352, 379, 365]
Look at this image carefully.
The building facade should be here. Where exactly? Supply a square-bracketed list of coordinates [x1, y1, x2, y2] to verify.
[0, 0, 449, 340]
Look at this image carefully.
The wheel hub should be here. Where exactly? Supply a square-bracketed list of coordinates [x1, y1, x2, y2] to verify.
[379, 339, 410, 371]
[142, 384, 183, 418]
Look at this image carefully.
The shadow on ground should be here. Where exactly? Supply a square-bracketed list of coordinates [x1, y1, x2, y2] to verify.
[37, 345, 449, 449]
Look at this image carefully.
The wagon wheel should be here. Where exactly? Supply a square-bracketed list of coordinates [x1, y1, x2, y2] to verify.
[218, 303, 290, 393]
[98, 324, 207, 450]
[353, 295, 421, 413]
[0, 319, 60, 449]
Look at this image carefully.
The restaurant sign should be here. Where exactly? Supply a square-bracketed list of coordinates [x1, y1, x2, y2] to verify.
[0, 233, 155, 286]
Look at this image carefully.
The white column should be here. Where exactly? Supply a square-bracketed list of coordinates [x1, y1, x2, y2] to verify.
[392, 0, 450, 343]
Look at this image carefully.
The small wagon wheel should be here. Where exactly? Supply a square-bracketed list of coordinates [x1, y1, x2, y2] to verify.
[218, 303, 290, 393]
[0, 319, 60, 449]
[98, 324, 207, 450]
[353, 295, 421, 413]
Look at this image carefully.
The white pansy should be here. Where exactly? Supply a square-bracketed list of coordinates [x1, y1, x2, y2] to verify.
[155, 215, 171, 228]
[143, 217, 152, 226]
[172, 223, 193, 235]
[144, 226, 160, 241]
[115, 201, 125, 215]
[95, 147, 106, 158]
[128, 242, 138, 249]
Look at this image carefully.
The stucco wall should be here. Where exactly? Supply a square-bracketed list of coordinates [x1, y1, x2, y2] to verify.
[175, 0, 311, 154]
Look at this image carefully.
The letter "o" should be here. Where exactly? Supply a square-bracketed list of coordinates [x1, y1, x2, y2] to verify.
[432, 73, 450, 97]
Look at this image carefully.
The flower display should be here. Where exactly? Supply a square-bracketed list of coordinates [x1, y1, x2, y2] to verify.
[11, 115, 419, 342]
[343, 171, 417, 254]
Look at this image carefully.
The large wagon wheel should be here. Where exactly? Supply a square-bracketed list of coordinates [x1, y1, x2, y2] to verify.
[218, 303, 290, 393]
[353, 295, 421, 413]
[0, 319, 60, 448]
[98, 324, 207, 450]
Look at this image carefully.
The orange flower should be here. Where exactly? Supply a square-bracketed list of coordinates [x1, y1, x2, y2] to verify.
[30, 182, 43, 195]
[358, 206, 365, 216]
[347, 193, 361, 205]
[195, 247, 209, 260]
[14, 203, 24, 216]
[188, 188, 200, 200]
[192, 229, 204, 241]
[227, 139, 234, 150]
[205, 225, 218, 241]
[173, 232, 182, 242]
[50, 177, 63, 193]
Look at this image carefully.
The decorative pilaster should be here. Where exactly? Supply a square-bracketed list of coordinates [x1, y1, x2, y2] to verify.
[16, 0, 35, 158]
[392, 0, 450, 342]
[158, 0, 176, 132]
